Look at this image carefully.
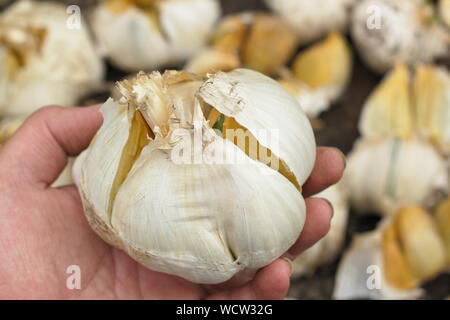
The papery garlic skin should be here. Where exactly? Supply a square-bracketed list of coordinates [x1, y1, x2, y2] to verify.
[292, 183, 349, 277]
[344, 137, 449, 216]
[351, 0, 449, 74]
[413, 65, 450, 155]
[264, 0, 356, 45]
[74, 69, 316, 284]
[334, 206, 446, 300]
[0, 0, 104, 116]
[92, 0, 220, 71]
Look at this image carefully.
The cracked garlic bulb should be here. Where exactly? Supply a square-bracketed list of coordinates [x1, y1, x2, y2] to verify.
[334, 206, 447, 300]
[344, 137, 448, 216]
[0, 0, 104, 117]
[264, 0, 357, 45]
[292, 183, 349, 278]
[92, 0, 220, 71]
[185, 12, 298, 76]
[351, 0, 450, 74]
[73, 69, 316, 284]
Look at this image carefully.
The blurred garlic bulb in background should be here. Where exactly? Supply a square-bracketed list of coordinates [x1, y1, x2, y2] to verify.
[0, 0, 104, 117]
[185, 12, 298, 76]
[440, 0, 450, 28]
[334, 206, 447, 299]
[292, 183, 349, 278]
[344, 137, 448, 216]
[413, 65, 450, 155]
[351, 0, 449, 74]
[73, 69, 316, 284]
[0, 115, 25, 147]
[435, 197, 450, 266]
[92, 0, 220, 71]
[264, 0, 357, 45]
[359, 64, 413, 140]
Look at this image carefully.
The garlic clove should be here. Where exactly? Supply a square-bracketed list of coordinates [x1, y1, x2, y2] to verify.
[344, 137, 449, 216]
[92, 0, 220, 71]
[264, 0, 357, 45]
[351, 0, 450, 74]
[184, 47, 241, 76]
[291, 32, 352, 104]
[198, 68, 316, 186]
[413, 64, 450, 155]
[434, 197, 450, 266]
[358, 64, 414, 140]
[292, 182, 349, 277]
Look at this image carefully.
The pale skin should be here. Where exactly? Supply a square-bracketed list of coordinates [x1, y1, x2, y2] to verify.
[0, 105, 345, 299]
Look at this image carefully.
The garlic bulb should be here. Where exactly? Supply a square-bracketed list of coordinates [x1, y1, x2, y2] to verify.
[185, 12, 298, 76]
[334, 206, 447, 300]
[73, 69, 316, 284]
[435, 197, 450, 266]
[264, 0, 357, 45]
[413, 65, 450, 155]
[0, 0, 104, 116]
[351, 0, 450, 74]
[92, 0, 220, 71]
[358, 64, 414, 140]
[291, 183, 349, 277]
[344, 137, 448, 216]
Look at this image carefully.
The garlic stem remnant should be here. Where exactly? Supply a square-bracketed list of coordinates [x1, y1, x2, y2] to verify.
[0, 0, 104, 118]
[334, 206, 446, 299]
[74, 69, 316, 284]
[351, 0, 450, 74]
[264, 0, 357, 45]
[185, 12, 298, 76]
[92, 0, 220, 71]
[344, 137, 448, 216]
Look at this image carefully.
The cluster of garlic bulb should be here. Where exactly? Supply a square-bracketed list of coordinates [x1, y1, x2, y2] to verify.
[334, 206, 448, 299]
[185, 12, 298, 76]
[92, 0, 220, 71]
[291, 183, 349, 277]
[264, 0, 357, 45]
[351, 0, 450, 74]
[0, 0, 104, 118]
[73, 69, 316, 284]
[278, 32, 353, 118]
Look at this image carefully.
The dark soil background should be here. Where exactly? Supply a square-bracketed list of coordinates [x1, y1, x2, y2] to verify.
[2, 0, 449, 299]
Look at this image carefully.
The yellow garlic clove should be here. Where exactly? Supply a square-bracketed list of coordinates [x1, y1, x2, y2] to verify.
[412, 64, 450, 155]
[358, 64, 414, 140]
[292, 32, 352, 103]
[184, 47, 240, 76]
[434, 197, 450, 265]
[394, 206, 447, 282]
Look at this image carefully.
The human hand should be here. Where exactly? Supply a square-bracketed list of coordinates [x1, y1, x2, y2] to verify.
[0, 105, 345, 299]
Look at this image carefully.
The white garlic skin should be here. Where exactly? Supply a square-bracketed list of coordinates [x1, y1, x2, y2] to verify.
[351, 0, 449, 74]
[74, 69, 316, 284]
[292, 183, 349, 277]
[92, 0, 220, 71]
[344, 137, 449, 216]
[0, 0, 104, 116]
[264, 0, 357, 44]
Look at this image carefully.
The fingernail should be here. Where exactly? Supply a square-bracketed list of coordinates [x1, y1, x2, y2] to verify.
[282, 257, 294, 277]
[319, 197, 334, 218]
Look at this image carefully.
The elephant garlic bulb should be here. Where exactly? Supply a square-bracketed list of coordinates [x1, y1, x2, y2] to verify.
[92, 0, 220, 71]
[334, 206, 447, 300]
[351, 0, 449, 74]
[185, 12, 298, 76]
[292, 183, 349, 277]
[73, 69, 316, 284]
[264, 0, 357, 45]
[344, 137, 448, 216]
[0, 0, 104, 116]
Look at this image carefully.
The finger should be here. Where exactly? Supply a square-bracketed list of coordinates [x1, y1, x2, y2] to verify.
[302, 147, 346, 198]
[0, 105, 103, 186]
[284, 197, 333, 259]
[206, 259, 291, 300]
